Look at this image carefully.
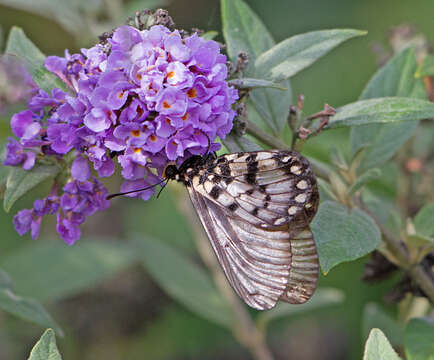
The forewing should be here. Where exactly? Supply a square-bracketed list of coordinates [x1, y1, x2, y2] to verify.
[194, 150, 318, 229]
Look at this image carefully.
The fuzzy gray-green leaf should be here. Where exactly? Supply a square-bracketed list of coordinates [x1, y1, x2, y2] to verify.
[0, 274, 63, 335]
[223, 133, 262, 153]
[255, 29, 366, 81]
[329, 97, 434, 128]
[28, 329, 62, 360]
[4, 164, 60, 212]
[5, 27, 69, 93]
[221, 0, 274, 63]
[311, 201, 381, 274]
[404, 317, 434, 360]
[414, 203, 434, 238]
[134, 236, 233, 329]
[228, 78, 286, 90]
[350, 48, 426, 171]
[363, 328, 401, 360]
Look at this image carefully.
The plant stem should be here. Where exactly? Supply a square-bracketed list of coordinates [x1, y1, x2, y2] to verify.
[177, 191, 274, 360]
[245, 121, 288, 149]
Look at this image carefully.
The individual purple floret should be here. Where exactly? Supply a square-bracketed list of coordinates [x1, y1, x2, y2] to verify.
[4, 137, 36, 170]
[5, 22, 238, 245]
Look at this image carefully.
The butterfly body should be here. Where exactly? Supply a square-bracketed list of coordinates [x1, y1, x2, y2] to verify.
[164, 150, 319, 310]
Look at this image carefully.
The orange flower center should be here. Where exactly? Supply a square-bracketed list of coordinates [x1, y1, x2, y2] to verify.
[131, 130, 140, 137]
[163, 101, 171, 109]
[187, 88, 197, 98]
[182, 113, 188, 121]
[150, 135, 157, 142]
[167, 71, 175, 78]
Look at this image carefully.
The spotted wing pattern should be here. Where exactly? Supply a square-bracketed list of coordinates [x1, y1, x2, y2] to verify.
[184, 150, 319, 310]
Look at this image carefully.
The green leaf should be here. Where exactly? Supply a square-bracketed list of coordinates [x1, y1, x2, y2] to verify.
[255, 29, 366, 81]
[228, 78, 286, 90]
[0, 0, 87, 38]
[350, 48, 426, 171]
[311, 201, 381, 274]
[4, 164, 60, 212]
[414, 203, 434, 238]
[329, 97, 434, 128]
[221, 0, 274, 63]
[0, 271, 63, 335]
[363, 328, 402, 360]
[0, 268, 13, 289]
[405, 317, 434, 360]
[249, 83, 293, 133]
[201, 31, 218, 41]
[362, 303, 404, 347]
[5, 27, 69, 93]
[221, 0, 292, 133]
[133, 236, 233, 329]
[0, 144, 10, 188]
[415, 54, 434, 77]
[28, 329, 62, 360]
[1, 240, 137, 302]
[257, 288, 344, 327]
[317, 178, 338, 202]
[348, 168, 382, 195]
[223, 133, 261, 153]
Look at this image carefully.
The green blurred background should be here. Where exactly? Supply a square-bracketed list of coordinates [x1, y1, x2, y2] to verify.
[0, 0, 433, 359]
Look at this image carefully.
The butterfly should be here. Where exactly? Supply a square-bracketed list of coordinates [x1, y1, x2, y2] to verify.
[163, 149, 319, 310]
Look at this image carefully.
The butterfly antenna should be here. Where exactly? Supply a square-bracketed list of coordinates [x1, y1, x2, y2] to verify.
[156, 178, 170, 199]
[106, 178, 166, 200]
[199, 129, 212, 156]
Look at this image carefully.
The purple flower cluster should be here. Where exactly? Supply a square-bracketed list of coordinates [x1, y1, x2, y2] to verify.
[3, 24, 238, 244]
[13, 178, 110, 245]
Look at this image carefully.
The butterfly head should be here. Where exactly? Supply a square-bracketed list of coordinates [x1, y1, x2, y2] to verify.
[163, 161, 180, 181]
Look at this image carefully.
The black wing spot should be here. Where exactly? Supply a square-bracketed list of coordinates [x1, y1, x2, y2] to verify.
[224, 176, 234, 185]
[199, 172, 207, 185]
[265, 194, 271, 201]
[251, 207, 259, 216]
[228, 202, 238, 212]
[219, 163, 231, 177]
[245, 189, 254, 195]
[245, 173, 256, 184]
[210, 185, 221, 199]
[212, 174, 222, 184]
[247, 160, 259, 173]
[216, 157, 226, 164]
[246, 153, 257, 163]
[264, 202, 269, 209]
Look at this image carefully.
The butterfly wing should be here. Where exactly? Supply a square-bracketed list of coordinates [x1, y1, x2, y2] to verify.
[185, 150, 319, 310]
